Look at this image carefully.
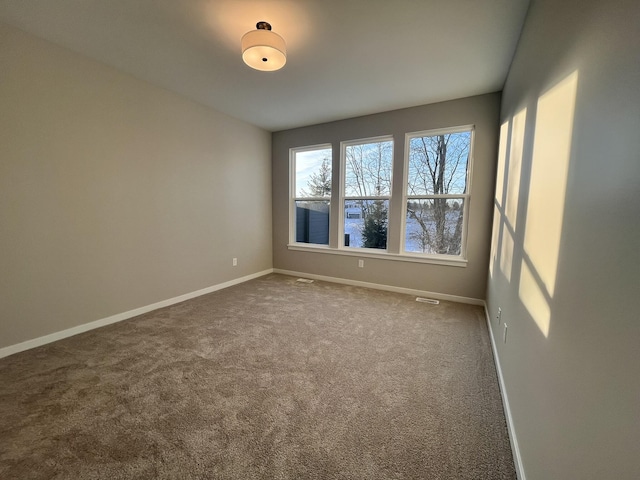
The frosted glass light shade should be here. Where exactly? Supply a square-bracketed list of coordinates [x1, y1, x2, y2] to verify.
[241, 27, 286, 71]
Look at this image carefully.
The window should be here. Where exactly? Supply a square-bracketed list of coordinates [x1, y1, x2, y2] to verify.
[341, 137, 393, 249]
[404, 127, 473, 257]
[287, 126, 474, 266]
[291, 145, 332, 245]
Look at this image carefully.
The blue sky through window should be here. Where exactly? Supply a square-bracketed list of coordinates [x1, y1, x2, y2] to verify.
[295, 148, 332, 197]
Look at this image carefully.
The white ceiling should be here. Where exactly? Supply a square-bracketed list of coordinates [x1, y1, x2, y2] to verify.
[0, 0, 530, 132]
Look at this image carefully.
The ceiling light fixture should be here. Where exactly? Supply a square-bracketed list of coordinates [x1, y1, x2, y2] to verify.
[241, 21, 286, 71]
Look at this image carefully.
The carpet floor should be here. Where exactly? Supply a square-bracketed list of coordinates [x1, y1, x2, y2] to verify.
[0, 274, 516, 479]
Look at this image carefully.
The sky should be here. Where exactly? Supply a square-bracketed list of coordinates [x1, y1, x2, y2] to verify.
[294, 147, 331, 197]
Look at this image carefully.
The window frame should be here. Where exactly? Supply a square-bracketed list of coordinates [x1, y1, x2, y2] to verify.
[286, 126, 474, 268]
[289, 143, 333, 247]
[401, 125, 475, 260]
[338, 135, 394, 252]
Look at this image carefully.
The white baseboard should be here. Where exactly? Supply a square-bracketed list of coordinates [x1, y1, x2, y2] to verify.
[0, 269, 274, 359]
[483, 301, 526, 480]
[273, 268, 484, 305]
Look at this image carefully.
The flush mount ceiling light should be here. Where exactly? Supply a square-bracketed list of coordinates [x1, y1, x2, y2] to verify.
[241, 21, 286, 71]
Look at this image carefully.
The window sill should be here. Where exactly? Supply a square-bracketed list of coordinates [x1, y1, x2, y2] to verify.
[287, 244, 468, 267]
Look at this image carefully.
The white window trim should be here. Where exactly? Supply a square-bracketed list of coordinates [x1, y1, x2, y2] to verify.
[338, 135, 394, 252]
[400, 125, 475, 261]
[286, 127, 475, 268]
[289, 143, 333, 246]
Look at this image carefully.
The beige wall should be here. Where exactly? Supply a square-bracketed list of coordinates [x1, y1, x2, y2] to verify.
[0, 24, 272, 349]
[486, 0, 640, 478]
[272, 94, 500, 300]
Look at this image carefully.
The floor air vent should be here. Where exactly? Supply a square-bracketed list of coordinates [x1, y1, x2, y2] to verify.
[296, 278, 314, 284]
[416, 297, 439, 304]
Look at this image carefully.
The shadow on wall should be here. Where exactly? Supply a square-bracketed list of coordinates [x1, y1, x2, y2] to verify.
[489, 71, 578, 339]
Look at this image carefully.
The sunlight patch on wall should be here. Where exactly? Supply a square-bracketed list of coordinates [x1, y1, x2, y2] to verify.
[500, 223, 515, 282]
[505, 108, 526, 230]
[490, 120, 512, 280]
[489, 204, 501, 279]
[519, 262, 551, 337]
[523, 72, 578, 297]
[495, 121, 510, 208]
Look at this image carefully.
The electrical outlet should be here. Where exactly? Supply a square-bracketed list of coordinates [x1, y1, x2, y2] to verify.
[232, 258, 237, 266]
[503, 323, 508, 343]
[358, 259, 364, 268]
[497, 307, 502, 324]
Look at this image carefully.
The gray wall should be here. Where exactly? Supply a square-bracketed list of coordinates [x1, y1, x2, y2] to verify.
[486, 0, 640, 478]
[0, 24, 273, 349]
[273, 94, 500, 300]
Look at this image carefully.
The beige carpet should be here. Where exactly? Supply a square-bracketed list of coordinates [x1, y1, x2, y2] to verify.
[0, 274, 516, 479]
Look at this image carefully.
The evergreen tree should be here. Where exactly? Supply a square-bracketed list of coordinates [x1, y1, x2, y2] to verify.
[362, 199, 388, 249]
[301, 158, 331, 197]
